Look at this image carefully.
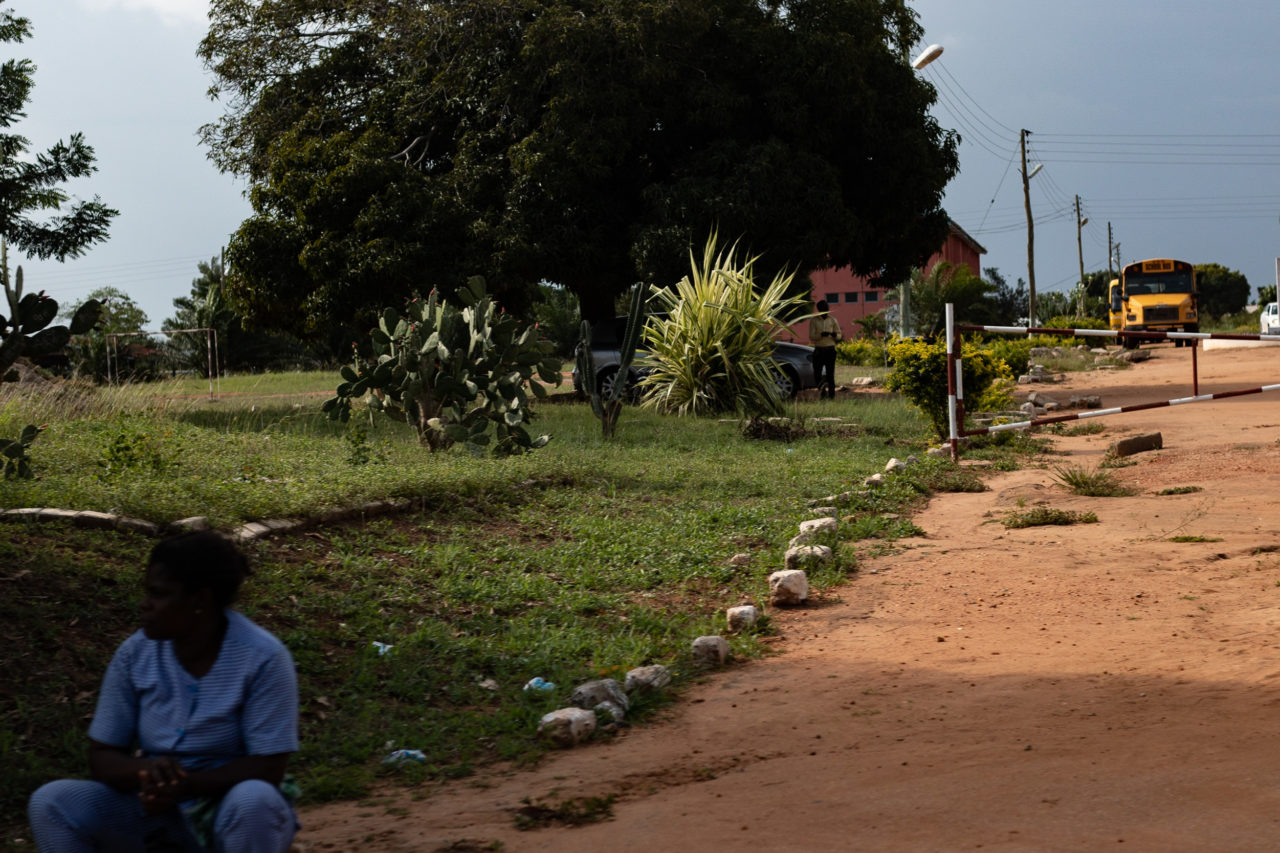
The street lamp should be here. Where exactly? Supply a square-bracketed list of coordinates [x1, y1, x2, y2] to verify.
[897, 43, 944, 338]
[912, 44, 944, 70]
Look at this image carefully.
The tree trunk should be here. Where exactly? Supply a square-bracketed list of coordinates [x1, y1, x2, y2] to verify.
[410, 386, 450, 451]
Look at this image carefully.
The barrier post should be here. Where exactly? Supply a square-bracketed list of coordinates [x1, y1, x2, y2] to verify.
[1191, 338, 1199, 396]
[946, 303, 959, 461]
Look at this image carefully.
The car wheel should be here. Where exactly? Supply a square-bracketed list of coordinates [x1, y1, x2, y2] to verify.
[774, 366, 800, 399]
[598, 367, 631, 402]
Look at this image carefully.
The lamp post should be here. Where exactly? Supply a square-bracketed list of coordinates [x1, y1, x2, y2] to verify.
[1020, 129, 1042, 326]
[899, 44, 945, 338]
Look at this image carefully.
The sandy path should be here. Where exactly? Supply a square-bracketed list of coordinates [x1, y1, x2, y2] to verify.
[297, 342, 1280, 852]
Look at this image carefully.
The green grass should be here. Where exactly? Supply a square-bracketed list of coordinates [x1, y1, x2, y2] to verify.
[1002, 507, 1099, 528]
[1046, 422, 1106, 437]
[1051, 465, 1134, 497]
[0, 376, 1040, 842]
[1157, 485, 1203, 496]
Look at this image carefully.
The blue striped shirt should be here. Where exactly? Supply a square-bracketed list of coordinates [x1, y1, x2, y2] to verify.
[89, 610, 298, 771]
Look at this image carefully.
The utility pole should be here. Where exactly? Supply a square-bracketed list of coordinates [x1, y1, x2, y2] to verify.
[1075, 195, 1087, 317]
[1107, 223, 1114, 280]
[1021, 129, 1036, 327]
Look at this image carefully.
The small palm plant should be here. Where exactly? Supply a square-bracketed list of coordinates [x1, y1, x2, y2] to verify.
[639, 234, 811, 417]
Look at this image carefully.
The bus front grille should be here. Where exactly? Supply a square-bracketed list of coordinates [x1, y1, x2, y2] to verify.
[1143, 306, 1179, 324]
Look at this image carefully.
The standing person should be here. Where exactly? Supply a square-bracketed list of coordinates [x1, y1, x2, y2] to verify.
[28, 531, 300, 853]
[809, 300, 842, 399]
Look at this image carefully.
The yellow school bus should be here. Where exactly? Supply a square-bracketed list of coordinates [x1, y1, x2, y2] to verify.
[1108, 258, 1198, 348]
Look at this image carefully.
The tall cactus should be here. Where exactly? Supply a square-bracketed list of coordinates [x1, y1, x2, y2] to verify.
[576, 284, 648, 439]
[0, 241, 102, 382]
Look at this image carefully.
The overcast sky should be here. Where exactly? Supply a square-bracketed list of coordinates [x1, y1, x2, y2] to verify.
[13, 0, 1280, 330]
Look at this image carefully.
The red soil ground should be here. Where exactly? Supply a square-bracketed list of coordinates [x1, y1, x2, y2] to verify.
[297, 341, 1280, 853]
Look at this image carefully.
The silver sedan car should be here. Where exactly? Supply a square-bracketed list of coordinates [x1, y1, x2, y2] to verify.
[573, 317, 817, 400]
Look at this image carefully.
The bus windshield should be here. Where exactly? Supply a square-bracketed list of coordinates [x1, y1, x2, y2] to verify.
[1124, 270, 1194, 296]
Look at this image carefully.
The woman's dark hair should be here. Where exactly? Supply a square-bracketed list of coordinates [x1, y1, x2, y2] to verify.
[816, 300, 829, 312]
[149, 531, 252, 608]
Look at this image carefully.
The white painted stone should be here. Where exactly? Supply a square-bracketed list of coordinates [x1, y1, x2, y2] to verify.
[624, 665, 672, 695]
[810, 506, 837, 518]
[727, 605, 759, 632]
[624, 665, 671, 695]
[799, 517, 837, 536]
[727, 553, 752, 567]
[863, 473, 885, 487]
[691, 635, 731, 667]
[538, 708, 597, 747]
[73, 510, 116, 529]
[170, 516, 210, 532]
[234, 522, 271, 542]
[570, 679, 629, 715]
[769, 569, 809, 606]
[116, 517, 161, 536]
[784, 545, 831, 571]
[884, 458, 907, 473]
[595, 700, 627, 722]
[927, 446, 949, 459]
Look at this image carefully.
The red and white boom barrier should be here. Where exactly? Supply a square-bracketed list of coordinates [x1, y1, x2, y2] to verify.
[942, 305, 1280, 461]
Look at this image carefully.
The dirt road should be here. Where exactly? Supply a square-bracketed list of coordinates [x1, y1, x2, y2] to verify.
[297, 342, 1280, 852]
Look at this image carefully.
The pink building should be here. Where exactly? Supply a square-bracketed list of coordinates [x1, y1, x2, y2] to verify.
[781, 219, 986, 342]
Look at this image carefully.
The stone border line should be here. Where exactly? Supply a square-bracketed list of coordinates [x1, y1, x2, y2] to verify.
[0, 498, 413, 543]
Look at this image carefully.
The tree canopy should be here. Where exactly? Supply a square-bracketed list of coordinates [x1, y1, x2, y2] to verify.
[61, 287, 152, 381]
[199, 0, 959, 343]
[163, 257, 318, 375]
[1194, 263, 1250, 318]
[0, 6, 116, 262]
[891, 261, 995, 338]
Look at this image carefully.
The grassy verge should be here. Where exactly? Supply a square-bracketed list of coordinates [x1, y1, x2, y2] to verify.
[1, 377, 1039, 843]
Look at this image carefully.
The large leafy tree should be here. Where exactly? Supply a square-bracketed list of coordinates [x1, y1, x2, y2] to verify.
[1, 7, 116, 262]
[891, 262, 993, 338]
[983, 267, 1028, 326]
[62, 287, 154, 381]
[163, 257, 317, 375]
[199, 0, 958, 344]
[1194, 263, 1250, 318]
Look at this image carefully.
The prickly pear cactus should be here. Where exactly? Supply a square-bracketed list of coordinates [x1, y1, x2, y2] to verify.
[0, 243, 102, 382]
[0, 424, 42, 479]
[323, 277, 562, 456]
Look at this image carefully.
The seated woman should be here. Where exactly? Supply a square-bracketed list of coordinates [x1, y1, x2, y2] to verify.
[29, 531, 299, 852]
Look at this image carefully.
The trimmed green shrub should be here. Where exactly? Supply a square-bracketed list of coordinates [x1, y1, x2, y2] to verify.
[835, 337, 887, 367]
[883, 337, 1013, 439]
